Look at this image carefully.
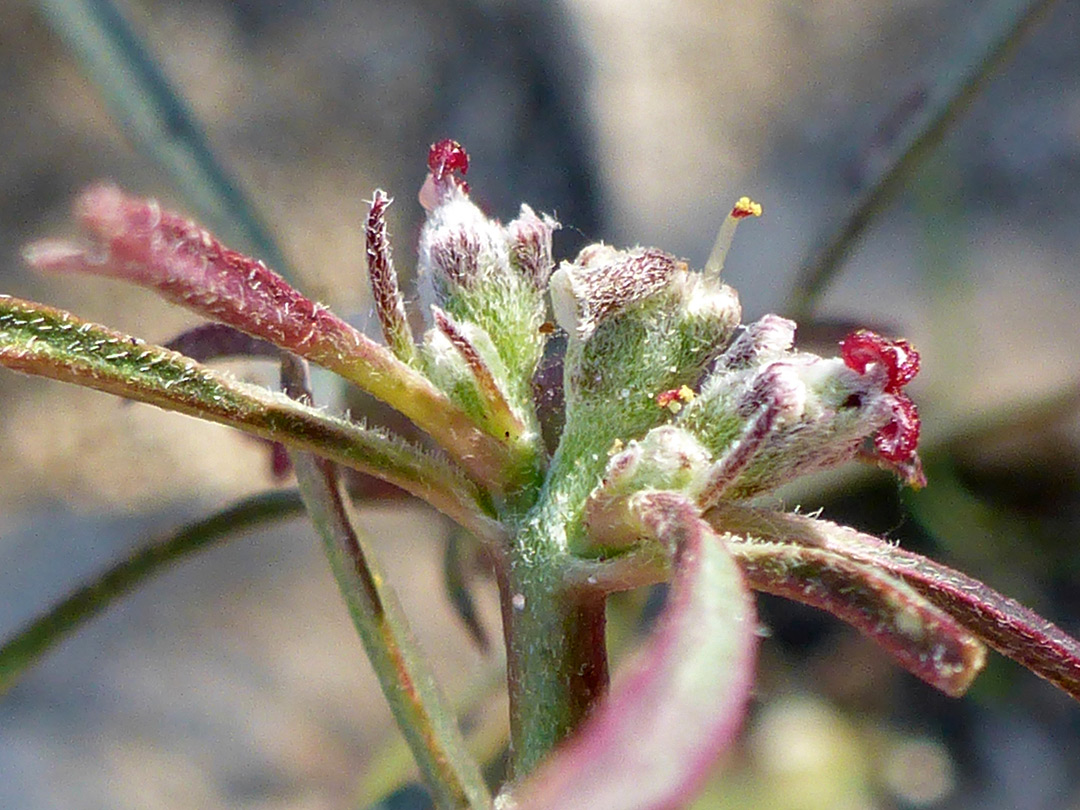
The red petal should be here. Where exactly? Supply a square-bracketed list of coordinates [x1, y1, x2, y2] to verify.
[873, 393, 921, 463]
[840, 330, 920, 392]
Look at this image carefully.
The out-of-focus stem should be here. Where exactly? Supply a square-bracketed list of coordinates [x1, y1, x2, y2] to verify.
[787, 0, 1060, 321]
[0, 491, 304, 693]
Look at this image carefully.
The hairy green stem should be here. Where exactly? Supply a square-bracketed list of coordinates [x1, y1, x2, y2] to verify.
[499, 512, 609, 780]
[280, 352, 491, 810]
[293, 453, 492, 810]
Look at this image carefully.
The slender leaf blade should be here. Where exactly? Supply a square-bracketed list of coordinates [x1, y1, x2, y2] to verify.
[0, 295, 498, 540]
[0, 491, 304, 693]
[709, 503, 1080, 701]
[729, 539, 986, 696]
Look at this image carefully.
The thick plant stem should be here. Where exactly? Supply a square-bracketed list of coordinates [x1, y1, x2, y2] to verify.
[500, 527, 609, 780]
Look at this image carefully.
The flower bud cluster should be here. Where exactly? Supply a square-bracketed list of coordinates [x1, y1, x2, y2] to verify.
[536, 227, 924, 552]
[409, 141, 923, 549]
[416, 141, 558, 439]
[549, 244, 741, 460]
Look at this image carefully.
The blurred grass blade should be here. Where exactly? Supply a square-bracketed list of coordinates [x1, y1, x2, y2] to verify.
[443, 528, 491, 652]
[0, 295, 499, 540]
[709, 503, 1080, 701]
[34, 0, 290, 274]
[786, 0, 1058, 321]
[0, 491, 305, 693]
[290, 450, 492, 810]
[513, 493, 756, 810]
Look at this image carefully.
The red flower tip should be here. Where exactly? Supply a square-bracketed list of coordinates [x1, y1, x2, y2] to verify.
[840, 330, 919, 393]
[841, 330, 922, 470]
[427, 139, 470, 184]
[729, 196, 763, 219]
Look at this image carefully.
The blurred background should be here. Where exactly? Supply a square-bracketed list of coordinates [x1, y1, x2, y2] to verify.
[1, 0, 1079, 807]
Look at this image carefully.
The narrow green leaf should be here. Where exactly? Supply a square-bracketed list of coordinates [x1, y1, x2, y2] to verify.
[0, 491, 305, 693]
[291, 453, 492, 810]
[0, 295, 500, 541]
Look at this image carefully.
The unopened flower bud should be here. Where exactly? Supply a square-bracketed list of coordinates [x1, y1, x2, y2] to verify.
[599, 426, 712, 497]
[550, 246, 684, 341]
[717, 314, 796, 370]
[583, 426, 712, 550]
[507, 204, 560, 291]
[417, 190, 508, 298]
[415, 141, 555, 408]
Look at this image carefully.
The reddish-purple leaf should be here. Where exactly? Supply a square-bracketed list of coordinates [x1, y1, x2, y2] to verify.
[513, 494, 756, 810]
[708, 504, 1080, 701]
[365, 190, 416, 363]
[24, 185, 516, 488]
[728, 539, 985, 696]
[28, 184, 368, 364]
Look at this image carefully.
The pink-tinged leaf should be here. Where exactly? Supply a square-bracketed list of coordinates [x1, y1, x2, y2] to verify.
[24, 185, 515, 488]
[0, 295, 499, 542]
[28, 184, 369, 363]
[708, 504, 1080, 701]
[365, 190, 416, 363]
[513, 494, 756, 810]
[728, 539, 985, 696]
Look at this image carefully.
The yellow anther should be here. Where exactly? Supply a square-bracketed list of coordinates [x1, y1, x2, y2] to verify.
[731, 197, 763, 219]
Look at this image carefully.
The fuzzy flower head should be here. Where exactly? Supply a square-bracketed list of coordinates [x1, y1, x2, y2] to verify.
[655, 324, 924, 504]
